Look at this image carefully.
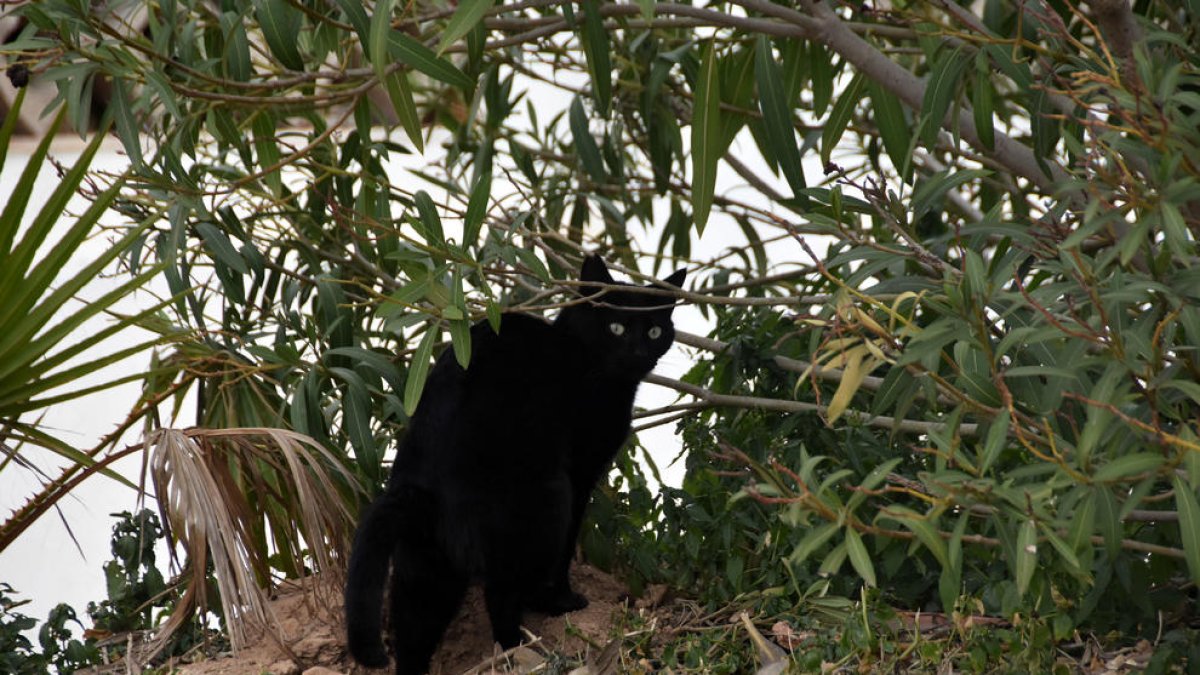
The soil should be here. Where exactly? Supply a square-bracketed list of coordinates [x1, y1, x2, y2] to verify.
[170, 563, 631, 675]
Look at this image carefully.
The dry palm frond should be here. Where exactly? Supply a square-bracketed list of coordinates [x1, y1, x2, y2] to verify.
[145, 427, 362, 661]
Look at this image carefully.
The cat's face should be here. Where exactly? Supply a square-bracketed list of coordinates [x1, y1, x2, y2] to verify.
[559, 256, 686, 378]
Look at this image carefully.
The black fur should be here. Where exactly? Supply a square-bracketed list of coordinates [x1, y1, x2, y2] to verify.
[345, 256, 685, 674]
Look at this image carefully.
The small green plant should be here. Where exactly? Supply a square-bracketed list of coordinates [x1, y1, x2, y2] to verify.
[0, 584, 98, 674]
[0, 510, 217, 672]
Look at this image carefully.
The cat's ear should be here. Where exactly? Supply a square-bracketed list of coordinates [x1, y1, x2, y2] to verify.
[662, 267, 687, 289]
[580, 255, 614, 297]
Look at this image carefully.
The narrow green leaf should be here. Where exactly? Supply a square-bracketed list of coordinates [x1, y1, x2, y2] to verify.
[485, 300, 502, 334]
[0, 86, 25, 176]
[821, 72, 865, 166]
[370, 0, 423, 151]
[463, 171, 491, 248]
[221, 11, 252, 82]
[251, 112, 283, 195]
[919, 45, 968, 148]
[403, 325, 439, 415]
[413, 190, 445, 247]
[1015, 519, 1037, 597]
[569, 96, 606, 183]
[384, 70, 424, 152]
[691, 44, 721, 234]
[1039, 524, 1087, 580]
[449, 269, 471, 368]
[0, 92, 55, 257]
[979, 409, 1009, 474]
[880, 507, 949, 567]
[844, 528, 877, 587]
[790, 523, 839, 565]
[579, 0, 612, 115]
[195, 222, 249, 274]
[810, 40, 833, 117]
[1094, 486, 1121, 557]
[971, 51, 995, 151]
[514, 248, 549, 281]
[437, 0, 493, 55]
[110, 77, 143, 169]
[716, 47, 755, 154]
[1093, 452, 1165, 482]
[325, 346, 404, 395]
[912, 169, 991, 222]
[867, 79, 912, 180]
[754, 36, 806, 199]
[1067, 489, 1096, 552]
[390, 31, 474, 91]
[335, 0, 371, 45]
[330, 367, 378, 466]
[254, 0, 304, 71]
[1173, 475, 1200, 587]
[449, 318, 472, 369]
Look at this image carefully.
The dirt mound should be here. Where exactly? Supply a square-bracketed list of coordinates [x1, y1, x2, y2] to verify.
[173, 564, 630, 675]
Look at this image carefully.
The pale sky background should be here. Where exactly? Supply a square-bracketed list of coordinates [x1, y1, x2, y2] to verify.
[0, 71, 820, 637]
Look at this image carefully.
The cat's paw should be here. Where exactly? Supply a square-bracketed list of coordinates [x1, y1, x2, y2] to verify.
[527, 589, 589, 615]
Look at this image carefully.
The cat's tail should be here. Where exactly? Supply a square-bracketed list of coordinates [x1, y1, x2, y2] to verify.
[345, 486, 417, 668]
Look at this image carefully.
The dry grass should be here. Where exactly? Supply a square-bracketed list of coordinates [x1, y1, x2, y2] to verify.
[146, 427, 361, 659]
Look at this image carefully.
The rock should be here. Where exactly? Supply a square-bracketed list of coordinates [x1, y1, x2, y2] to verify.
[266, 660, 300, 675]
[301, 667, 345, 675]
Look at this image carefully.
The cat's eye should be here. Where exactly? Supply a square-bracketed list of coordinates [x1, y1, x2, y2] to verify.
[609, 322, 626, 336]
[648, 326, 663, 339]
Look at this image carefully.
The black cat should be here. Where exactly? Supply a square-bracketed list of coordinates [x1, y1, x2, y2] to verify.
[345, 256, 685, 674]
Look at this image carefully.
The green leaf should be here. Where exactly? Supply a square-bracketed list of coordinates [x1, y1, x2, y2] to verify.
[912, 169, 991, 222]
[1093, 486, 1121, 558]
[463, 171, 491, 248]
[1015, 519, 1037, 597]
[821, 72, 865, 166]
[754, 36, 806, 199]
[1173, 475, 1200, 587]
[1039, 524, 1087, 580]
[448, 269, 471, 369]
[789, 522, 839, 564]
[971, 51, 995, 151]
[325, 346, 404, 395]
[335, 0, 371, 45]
[330, 367, 378, 466]
[195, 222, 249, 274]
[0, 85, 24, 174]
[844, 528, 877, 587]
[579, 0, 612, 115]
[251, 112, 283, 195]
[437, 0, 494, 55]
[1093, 452, 1165, 482]
[413, 190, 445, 247]
[450, 318, 472, 369]
[389, 31, 474, 91]
[880, 507, 949, 567]
[919, 45, 968, 148]
[384, 70, 424, 152]
[370, 0, 423, 151]
[1068, 489, 1096, 552]
[691, 44, 721, 234]
[221, 11, 252, 82]
[109, 77, 143, 170]
[979, 409, 1009, 474]
[810, 40, 833, 117]
[254, 0, 304, 71]
[867, 79, 912, 181]
[403, 325, 439, 415]
[569, 96, 606, 184]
